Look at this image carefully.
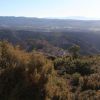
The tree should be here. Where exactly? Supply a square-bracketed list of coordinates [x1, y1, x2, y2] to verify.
[69, 45, 80, 58]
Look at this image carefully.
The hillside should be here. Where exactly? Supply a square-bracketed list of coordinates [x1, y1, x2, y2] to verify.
[0, 41, 99, 100]
[1, 17, 100, 55]
[0, 17, 100, 100]
[0, 29, 100, 55]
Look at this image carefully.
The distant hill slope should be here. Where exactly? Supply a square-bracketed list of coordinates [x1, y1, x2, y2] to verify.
[0, 29, 100, 55]
[0, 16, 100, 55]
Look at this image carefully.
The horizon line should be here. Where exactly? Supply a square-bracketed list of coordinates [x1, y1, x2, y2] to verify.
[0, 16, 100, 20]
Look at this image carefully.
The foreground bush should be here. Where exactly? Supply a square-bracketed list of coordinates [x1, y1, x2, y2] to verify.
[0, 41, 99, 100]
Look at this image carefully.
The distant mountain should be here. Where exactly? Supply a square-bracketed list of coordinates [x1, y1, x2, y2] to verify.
[0, 16, 100, 55]
[57, 16, 100, 20]
[0, 16, 100, 32]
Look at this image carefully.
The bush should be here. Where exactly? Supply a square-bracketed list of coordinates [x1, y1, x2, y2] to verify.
[71, 73, 81, 86]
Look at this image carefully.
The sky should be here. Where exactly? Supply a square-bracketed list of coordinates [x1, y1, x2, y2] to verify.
[0, 0, 100, 18]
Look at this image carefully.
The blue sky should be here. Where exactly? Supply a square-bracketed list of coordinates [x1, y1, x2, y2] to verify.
[0, 0, 100, 18]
